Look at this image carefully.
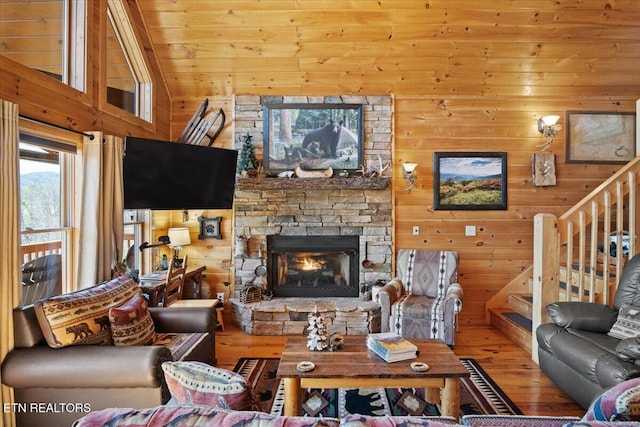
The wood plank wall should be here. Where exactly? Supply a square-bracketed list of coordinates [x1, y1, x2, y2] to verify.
[145, 1, 640, 325]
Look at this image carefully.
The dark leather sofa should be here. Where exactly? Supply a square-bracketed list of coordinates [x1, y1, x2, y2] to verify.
[536, 253, 640, 408]
[1, 304, 216, 427]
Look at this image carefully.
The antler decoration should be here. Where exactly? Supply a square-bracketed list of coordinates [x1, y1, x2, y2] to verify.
[357, 155, 390, 178]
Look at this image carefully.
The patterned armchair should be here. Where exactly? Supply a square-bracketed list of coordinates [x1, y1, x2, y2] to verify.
[378, 250, 462, 346]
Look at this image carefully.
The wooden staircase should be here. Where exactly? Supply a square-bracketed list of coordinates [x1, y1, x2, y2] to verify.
[488, 292, 533, 353]
[487, 264, 616, 354]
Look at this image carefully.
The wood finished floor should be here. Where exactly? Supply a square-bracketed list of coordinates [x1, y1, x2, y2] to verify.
[214, 308, 584, 417]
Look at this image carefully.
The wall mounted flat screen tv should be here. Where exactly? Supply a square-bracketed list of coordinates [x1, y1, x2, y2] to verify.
[123, 137, 238, 210]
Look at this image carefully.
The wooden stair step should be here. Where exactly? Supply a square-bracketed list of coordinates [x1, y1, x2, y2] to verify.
[508, 293, 532, 318]
[488, 307, 532, 354]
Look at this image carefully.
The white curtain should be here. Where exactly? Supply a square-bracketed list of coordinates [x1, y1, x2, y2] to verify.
[0, 100, 19, 427]
[75, 132, 124, 288]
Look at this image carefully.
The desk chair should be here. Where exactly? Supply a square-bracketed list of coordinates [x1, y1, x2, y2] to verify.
[163, 255, 187, 307]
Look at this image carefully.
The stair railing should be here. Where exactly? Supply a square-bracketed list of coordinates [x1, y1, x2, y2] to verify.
[532, 156, 640, 362]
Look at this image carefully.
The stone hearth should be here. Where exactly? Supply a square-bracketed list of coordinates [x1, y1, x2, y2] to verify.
[230, 297, 381, 336]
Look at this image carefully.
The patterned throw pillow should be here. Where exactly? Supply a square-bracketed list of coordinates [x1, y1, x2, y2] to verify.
[73, 406, 340, 427]
[583, 377, 640, 421]
[161, 361, 262, 411]
[34, 276, 140, 348]
[341, 414, 459, 426]
[109, 292, 155, 346]
[608, 305, 640, 340]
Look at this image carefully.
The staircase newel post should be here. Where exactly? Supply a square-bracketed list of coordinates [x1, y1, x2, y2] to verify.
[532, 213, 559, 363]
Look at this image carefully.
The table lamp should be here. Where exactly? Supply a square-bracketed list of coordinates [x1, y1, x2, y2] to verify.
[168, 227, 191, 267]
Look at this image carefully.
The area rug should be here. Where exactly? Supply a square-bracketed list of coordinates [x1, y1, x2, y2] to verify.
[233, 357, 522, 418]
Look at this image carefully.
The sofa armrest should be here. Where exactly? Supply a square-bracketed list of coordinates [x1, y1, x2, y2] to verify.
[1, 345, 172, 389]
[616, 338, 640, 362]
[546, 301, 618, 332]
[378, 280, 403, 306]
[149, 306, 216, 333]
[378, 280, 403, 332]
[445, 283, 463, 310]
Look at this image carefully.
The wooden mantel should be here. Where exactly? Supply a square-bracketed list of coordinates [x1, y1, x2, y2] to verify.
[236, 176, 391, 191]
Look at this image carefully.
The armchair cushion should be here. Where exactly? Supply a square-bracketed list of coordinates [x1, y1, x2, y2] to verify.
[396, 250, 458, 297]
[109, 292, 156, 346]
[34, 276, 140, 348]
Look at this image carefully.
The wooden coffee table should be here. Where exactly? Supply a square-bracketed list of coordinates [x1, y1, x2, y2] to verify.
[276, 336, 469, 420]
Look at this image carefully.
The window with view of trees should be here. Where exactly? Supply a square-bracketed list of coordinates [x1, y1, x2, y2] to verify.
[19, 140, 73, 306]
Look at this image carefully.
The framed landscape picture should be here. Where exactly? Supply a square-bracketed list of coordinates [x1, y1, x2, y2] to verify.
[434, 152, 507, 210]
[565, 111, 636, 163]
[262, 103, 364, 175]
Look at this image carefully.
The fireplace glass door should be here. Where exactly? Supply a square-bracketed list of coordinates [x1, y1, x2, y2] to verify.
[267, 235, 359, 298]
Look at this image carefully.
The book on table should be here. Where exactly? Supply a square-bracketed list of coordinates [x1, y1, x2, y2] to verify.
[366, 332, 418, 363]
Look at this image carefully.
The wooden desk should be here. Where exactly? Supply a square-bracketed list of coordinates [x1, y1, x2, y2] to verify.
[139, 271, 166, 307]
[276, 337, 469, 420]
[139, 265, 206, 306]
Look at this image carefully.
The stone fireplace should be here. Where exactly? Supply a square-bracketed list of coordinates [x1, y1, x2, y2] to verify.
[230, 95, 393, 335]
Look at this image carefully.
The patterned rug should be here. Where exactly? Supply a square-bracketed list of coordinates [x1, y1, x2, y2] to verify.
[233, 357, 522, 418]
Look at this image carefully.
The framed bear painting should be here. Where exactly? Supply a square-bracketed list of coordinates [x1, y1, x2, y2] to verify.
[262, 103, 364, 176]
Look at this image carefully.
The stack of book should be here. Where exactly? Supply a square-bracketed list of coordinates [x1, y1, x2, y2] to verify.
[366, 332, 418, 363]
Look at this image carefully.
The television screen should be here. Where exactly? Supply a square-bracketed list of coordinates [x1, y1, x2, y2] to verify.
[123, 137, 238, 210]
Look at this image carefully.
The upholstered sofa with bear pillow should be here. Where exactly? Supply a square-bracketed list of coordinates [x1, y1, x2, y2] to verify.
[1, 276, 216, 427]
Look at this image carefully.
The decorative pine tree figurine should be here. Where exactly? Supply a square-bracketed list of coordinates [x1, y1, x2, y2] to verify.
[307, 308, 328, 351]
[237, 133, 259, 177]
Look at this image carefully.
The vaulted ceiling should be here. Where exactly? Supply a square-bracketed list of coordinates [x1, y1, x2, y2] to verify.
[137, 1, 640, 100]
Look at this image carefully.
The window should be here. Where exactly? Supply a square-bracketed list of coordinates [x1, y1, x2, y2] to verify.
[123, 210, 143, 276]
[19, 136, 75, 306]
[0, 0, 87, 91]
[106, 0, 152, 121]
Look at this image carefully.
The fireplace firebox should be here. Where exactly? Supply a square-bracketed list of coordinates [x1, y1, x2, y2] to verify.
[267, 235, 359, 298]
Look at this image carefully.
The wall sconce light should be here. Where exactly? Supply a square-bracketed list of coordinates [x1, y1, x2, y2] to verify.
[168, 227, 191, 267]
[537, 115, 561, 151]
[402, 162, 418, 192]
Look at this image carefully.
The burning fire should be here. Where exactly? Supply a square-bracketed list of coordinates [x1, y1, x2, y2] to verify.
[300, 257, 321, 271]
